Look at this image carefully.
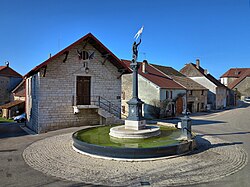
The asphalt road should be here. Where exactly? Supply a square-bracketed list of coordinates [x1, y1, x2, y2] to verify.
[0, 104, 249, 187]
[191, 104, 250, 187]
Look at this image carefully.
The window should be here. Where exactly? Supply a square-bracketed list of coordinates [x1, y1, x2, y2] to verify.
[189, 90, 193, 95]
[170, 91, 173, 99]
[122, 106, 125, 113]
[122, 91, 125, 100]
[166, 91, 169, 99]
[201, 90, 204, 95]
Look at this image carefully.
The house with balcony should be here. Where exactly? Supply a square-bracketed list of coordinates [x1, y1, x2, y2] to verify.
[151, 64, 208, 113]
[24, 33, 130, 133]
[121, 60, 186, 119]
[180, 59, 228, 110]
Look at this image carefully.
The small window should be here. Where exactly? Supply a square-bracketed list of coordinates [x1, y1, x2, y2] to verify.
[117, 96, 121, 99]
[189, 90, 193, 95]
[170, 91, 173, 99]
[201, 90, 204, 95]
[166, 91, 169, 99]
[122, 91, 125, 100]
[122, 106, 125, 113]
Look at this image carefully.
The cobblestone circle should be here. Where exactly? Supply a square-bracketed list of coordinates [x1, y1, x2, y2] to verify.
[23, 133, 248, 186]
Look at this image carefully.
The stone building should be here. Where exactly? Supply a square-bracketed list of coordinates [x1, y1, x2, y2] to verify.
[180, 59, 228, 110]
[0, 63, 22, 105]
[220, 68, 250, 101]
[121, 60, 186, 119]
[0, 80, 25, 119]
[24, 33, 130, 133]
[151, 64, 208, 113]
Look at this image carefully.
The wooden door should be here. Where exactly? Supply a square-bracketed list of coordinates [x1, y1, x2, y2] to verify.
[176, 97, 183, 115]
[76, 76, 91, 105]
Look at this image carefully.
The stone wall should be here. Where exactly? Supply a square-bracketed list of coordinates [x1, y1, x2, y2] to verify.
[187, 90, 208, 112]
[121, 73, 161, 119]
[235, 77, 250, 98]
[0, 76, 10, 105]
[216, 87, 227, 109]
[26, 42, 122, 133]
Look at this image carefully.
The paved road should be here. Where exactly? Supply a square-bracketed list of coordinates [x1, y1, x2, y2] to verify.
[192, 104, 250, 187]
[0, 105, 249, 187]
[0, 123, 88, 187]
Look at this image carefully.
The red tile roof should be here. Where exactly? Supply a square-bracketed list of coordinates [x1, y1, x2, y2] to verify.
[220, 68, 250, 78]
[181, 63, 227, 89]
[227, 69, 250, 89]
[122, 60, 185, 89]
[151, 64, 207, 90]
[25, 33, 131, 77]
[0, 66, 22, 78]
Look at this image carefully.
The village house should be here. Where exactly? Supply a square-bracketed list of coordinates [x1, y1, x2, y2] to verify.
[0, 63, 23, 118]
[0, 80, 25, 119]
[151, 64, 208, 113]
[220, 68, 250, 101]
[24, 33, 130, 133]
[0, 62, 22, 105]
[121, 60, 186, 119]
[180, 59, 228, 110]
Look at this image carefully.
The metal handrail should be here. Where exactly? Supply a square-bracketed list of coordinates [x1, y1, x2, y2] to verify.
[75, 95, 121, 118]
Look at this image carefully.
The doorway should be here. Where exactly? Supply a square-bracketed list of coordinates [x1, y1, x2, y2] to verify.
[76, 76, 91, 105]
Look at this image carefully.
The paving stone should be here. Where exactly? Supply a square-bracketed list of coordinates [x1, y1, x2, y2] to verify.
[23, 133, 248, 187]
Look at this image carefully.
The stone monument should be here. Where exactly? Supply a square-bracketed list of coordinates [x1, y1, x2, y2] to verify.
[109, 29, 160, 139]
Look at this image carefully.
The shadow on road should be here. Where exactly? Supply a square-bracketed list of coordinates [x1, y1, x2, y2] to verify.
[187, 135, 243, 156]
[191, 119, 226, 126]
[203, 131, 250, 136]
[0, 123, 28, 139]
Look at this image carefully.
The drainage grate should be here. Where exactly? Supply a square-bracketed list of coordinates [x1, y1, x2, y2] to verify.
[140, 181, 151, 186]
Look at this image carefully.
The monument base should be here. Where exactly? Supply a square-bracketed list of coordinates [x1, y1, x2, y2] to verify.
[125, 119, 146, 130]
[109, 125, 160, 139]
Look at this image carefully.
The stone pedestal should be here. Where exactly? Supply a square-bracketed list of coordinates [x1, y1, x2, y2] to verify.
[125, 119, 146, 130]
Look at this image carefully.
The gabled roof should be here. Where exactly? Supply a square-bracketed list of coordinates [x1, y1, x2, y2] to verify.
[122, 60, 185, 89]
[180, 63, 227, 89]
[0, 66, 22, 78]
[151, 64, 207, 90]
[228, 69, 250, 89]
[12, 79, 25, 97]
[25, 33, 131, 77]
[220, 68, 250, 78]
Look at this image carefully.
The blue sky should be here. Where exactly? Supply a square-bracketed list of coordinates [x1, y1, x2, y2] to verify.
[1, 0, 250, 78]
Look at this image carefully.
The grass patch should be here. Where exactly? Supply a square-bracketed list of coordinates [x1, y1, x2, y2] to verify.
[0, 117, 14, 123]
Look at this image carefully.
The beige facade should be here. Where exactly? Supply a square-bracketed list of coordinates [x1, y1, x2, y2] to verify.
[233, 77, 250, 99]
[121, 74, 186, 119]
[187, 90, 208, 112]
[25, 34, 127, 133]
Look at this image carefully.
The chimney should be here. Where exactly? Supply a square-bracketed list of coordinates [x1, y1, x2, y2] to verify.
[49, 53, 52, 58]
[5, 61, 9, 67]
[196, 59, 200, 69]
[142, 60, 148, 73]
[204, 69, 208, 75]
